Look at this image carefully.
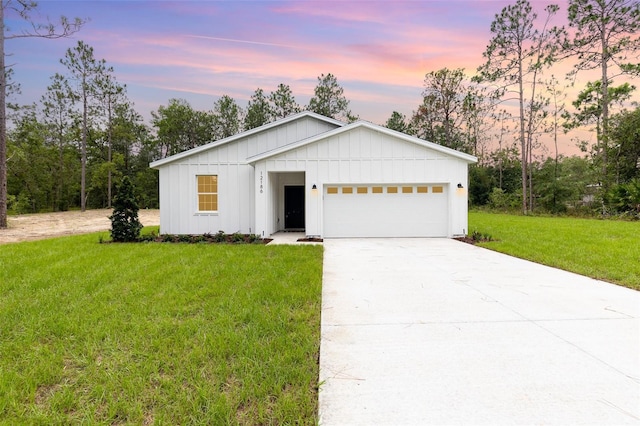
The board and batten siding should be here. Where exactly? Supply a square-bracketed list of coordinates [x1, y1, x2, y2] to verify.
[156, 115, 340, 234]
[254, 126, 471, 237]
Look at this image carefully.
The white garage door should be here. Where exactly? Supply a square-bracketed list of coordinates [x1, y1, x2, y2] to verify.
[323, 184, 449, 238]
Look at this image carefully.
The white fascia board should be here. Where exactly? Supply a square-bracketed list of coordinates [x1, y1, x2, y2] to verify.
[149, 111, 345, 169]
[247, 120, 478, 164]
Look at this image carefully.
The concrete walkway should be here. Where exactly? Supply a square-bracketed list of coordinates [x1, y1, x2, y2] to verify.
[319, 238, 640, 425]
[267, 232, 322, 245]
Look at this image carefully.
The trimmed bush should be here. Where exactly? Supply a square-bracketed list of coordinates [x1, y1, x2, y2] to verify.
[110, 176, 143, 242]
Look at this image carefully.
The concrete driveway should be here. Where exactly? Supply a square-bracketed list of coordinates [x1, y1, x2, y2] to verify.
[318, 238, 640, 425]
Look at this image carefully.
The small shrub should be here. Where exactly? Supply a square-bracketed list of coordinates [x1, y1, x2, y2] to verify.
[247, 234, 262, 244]
[214, 230, 226, 243]
[605, 179, 640, 217]
[178, 234, 192, 243]
[471, 230, 493, 242]
[6, 194, 16, 213]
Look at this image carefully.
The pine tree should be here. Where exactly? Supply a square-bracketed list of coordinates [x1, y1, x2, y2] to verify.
[110, 176, 142, 242]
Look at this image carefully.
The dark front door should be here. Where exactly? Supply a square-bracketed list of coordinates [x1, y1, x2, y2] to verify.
[284, 186, 305, 229]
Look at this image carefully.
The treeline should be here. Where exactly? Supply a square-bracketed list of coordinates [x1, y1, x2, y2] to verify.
[7, 43, 354, 213]
[6, 0, 640, 218]
[382, 0, 640, 216]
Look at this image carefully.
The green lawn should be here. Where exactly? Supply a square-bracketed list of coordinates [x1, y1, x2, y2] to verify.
[469, 212, 640, 290]
[0, 232, 323, 425]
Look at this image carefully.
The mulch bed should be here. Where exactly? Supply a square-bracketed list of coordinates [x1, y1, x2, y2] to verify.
[297, 237, 323, 242]
[107, 232, 271, 244]
[454, 236, 477, 245]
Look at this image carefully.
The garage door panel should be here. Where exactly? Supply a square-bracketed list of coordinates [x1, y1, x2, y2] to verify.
[323, 184, 448, 238]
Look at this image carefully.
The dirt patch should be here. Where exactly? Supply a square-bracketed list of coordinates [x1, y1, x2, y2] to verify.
[0, 209, 160, 245]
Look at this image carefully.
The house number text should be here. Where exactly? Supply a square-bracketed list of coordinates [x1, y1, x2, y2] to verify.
[260, 171, 263, 194]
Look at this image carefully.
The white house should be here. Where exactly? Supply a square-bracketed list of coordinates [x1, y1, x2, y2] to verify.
[150, 111, 477, 238]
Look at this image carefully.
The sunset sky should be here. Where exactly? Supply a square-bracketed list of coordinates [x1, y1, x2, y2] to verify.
[6, 0, 635, 156]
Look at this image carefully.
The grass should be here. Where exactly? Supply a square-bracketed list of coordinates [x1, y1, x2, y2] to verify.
[0, 230, 323, 424]
[469, 211, 640, 290]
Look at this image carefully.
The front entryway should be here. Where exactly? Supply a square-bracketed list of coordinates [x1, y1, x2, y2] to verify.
[284, 185, 305, 230]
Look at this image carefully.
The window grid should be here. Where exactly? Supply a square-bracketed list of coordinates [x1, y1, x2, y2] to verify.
[197, 175, 218, 211]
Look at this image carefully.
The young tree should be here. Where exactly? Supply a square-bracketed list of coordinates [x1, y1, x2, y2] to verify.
[244, 88, 271, 130]
[268, 83, 300, 120]
[307, 73, 355, 121]
[545, 75, 568, 200]
[109, 175, 142, 242]
[566, 0, 640, 190]
[0, 1, 83, 227]
[60, 41, 108, 212]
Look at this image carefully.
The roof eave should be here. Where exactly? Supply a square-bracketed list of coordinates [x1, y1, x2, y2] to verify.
[248, 120, 478, 164]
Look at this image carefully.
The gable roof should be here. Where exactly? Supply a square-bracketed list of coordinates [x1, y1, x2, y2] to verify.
[247, 120, 478, 164]
[150, 111, 344, 169]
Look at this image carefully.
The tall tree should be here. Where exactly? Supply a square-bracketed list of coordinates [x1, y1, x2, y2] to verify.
[96, 69, 126, 207]
[462, 87, 491, 158]
[212, 95, 242, 139]
[0, 1, 83, 227]
[610, 106, 640, 183]
[112, 101, 146, 174]
[40, 73, 77, 210]
[424, 68, 465, 148]
[60, 41, 108, 212]
[6, 106, 55, 213]
[244, 88, 271, 130]
[307, 73, 355, 121]
[385, 111, 411, 133]
[269, 83, 300, 120]
[151, 98, 212, 157]
[475, 0, 563, 214]
[566, 0, 640, 190]
[563, 80, 634, 182]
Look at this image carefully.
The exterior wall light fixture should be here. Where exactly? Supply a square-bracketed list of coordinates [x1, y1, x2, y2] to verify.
[457, 183, 464, 188]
